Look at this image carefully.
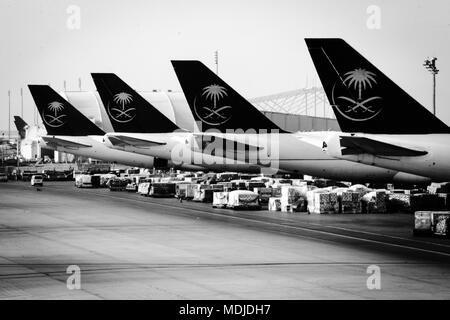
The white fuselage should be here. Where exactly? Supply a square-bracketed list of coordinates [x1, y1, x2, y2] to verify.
[325, 132, 450, 182]
[103, 131, 431, 183]
[39, 135, 204, 170]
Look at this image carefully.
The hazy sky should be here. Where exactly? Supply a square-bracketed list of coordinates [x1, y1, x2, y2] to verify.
[1, 0, 449, 130]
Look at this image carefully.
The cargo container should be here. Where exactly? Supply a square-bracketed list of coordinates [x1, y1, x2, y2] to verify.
[138, 181, 152, 196]
[414, 211, 450, 237]
[75, 174, 92, 188]
[212, 192, 229, 208]
[0, 172, 7, 182]
[307, 189, 339, 214]
[361, 190, 387, 214]
[90, 174, 101, 188]
[175, 182, 193, 199]
[108, 178, 130, 191]
[193, 185, 224, 203]
[100, 173, 117, 187]
[413, 211, 433, 236]
[227, 190, 260, 210]
[245, 181, 266, 191]
[253, 187, 273, 204]
[230, 179, 247, 190]
[186, 183, 200, 199]
[432, 212, 450, 237]
[21, 170, 38, 181]
[216, 172, 239, 183]
[268, 197, 281, 211]
[149, 183, 176, 198]
[280, 185, 308, 213]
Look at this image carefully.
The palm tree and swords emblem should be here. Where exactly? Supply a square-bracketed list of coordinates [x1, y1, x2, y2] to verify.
[42, 102, 67, 128]
[108, 92, 136, 123]
[194, 84, 232, 125]
[332, 68, 383, 121]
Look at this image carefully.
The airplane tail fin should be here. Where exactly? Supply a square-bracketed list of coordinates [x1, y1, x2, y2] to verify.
[305, 38, 450, 134]
[91, 73, 180, 133]
[28, 85, 105, 136]
[13, 116, 28, 139]
[171, 60, 285, 133]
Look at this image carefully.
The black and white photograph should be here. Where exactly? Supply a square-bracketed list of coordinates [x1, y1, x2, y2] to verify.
[1, 0, 450, 306]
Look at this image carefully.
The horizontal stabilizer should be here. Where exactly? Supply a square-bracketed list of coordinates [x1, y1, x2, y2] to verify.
[107, 135, 167, 148]
[42, 136, 92, 149]
[339, 136, 428, 157]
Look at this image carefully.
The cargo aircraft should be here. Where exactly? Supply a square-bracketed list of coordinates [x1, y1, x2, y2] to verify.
[13, 116, 29, 140]
[92, 73, 273, 173]
[28, 85, 204, 171]
[306, 38, 450, 182]
[92, 65, 430, 183]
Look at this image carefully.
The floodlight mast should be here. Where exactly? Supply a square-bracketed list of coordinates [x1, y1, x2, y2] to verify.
[423, 57, 439, 115]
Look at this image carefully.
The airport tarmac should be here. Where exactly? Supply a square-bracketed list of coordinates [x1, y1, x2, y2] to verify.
[1, 181, 450, 299]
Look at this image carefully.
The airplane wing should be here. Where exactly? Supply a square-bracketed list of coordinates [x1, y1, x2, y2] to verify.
[339, 136, 428, 157]
[107, 135, 167, 148]
[41, 136, 92, 149]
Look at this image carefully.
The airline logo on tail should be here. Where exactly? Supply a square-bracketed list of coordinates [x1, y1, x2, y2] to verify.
[332, 68, 383, 121]
[108, 92, 136, 123]
[193, 84, 232, 126]
[42, 101, 67, 128]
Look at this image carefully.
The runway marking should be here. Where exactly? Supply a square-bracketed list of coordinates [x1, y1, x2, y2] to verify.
[0, 254, 105, 299]
[62, 187, 450, 258]
[312, 224, 450, 249]
[3, 183, 450, 299]
[1, 261, 448, 280]
[5, 183, 450, 258]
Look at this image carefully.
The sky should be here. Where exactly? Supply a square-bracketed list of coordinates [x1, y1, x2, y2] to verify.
[1, 0, 449, 131]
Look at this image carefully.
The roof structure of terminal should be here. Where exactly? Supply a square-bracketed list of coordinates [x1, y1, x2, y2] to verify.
[249, 87, 333, 118]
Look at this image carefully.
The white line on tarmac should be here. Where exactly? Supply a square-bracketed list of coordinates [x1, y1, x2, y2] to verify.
[72, 188, 450, 258]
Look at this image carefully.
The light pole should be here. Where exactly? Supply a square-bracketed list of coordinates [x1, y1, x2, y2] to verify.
[17, 137, 20, 171]
[20, 88, 23, 118]
[33, 101, 37, 125]
[423, 57, 439, 115]
[8, 90, 11, 141]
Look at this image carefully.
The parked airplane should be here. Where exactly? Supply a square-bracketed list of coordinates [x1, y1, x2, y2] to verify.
[306, 38, 450, 181]
[92, 73, 269, 173]
[93, 65, 430, 183]
[13, 116, 28, 140]
[28, 85, 203, 170]
[171, 60, 433, 184]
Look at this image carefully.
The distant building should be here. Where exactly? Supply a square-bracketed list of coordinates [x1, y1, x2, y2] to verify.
[0, 130, 19, 142]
